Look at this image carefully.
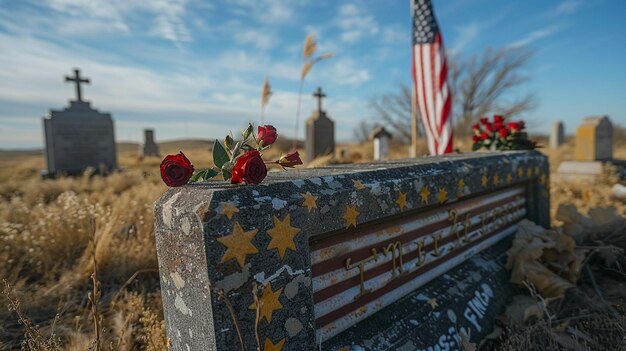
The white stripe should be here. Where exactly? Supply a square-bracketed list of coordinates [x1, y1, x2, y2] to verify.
[421, 44, 438, 148]
[414, 46, 436, 154]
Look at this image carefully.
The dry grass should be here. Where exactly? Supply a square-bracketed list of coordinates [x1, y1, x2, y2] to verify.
[0, 137, 624, 350]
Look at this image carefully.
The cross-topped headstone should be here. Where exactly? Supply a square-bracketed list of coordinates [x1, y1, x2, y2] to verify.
[313, 86, 326, 112]
[65, 68, 90, 102]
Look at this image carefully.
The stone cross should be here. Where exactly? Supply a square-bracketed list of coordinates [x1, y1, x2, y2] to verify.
[65, 68, 90, 102]
[313, 86, 326, 112]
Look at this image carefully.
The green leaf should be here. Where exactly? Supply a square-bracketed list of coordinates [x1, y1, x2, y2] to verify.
[213, 139, 229, 169]
[222, 169, 232, 181]
[242, 123, 254, 141]
[190, 168, 220, 182]
[472, 142, 482, 151]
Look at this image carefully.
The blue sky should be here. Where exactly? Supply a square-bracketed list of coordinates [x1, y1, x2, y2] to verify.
[0, 0, 624, 149]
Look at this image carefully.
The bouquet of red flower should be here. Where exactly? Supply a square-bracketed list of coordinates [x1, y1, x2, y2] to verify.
[160, 124, 302, 187]
[471, 115, 536, 151]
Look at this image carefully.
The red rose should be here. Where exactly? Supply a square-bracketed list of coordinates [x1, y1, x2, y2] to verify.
[160, 152, 194, 187]
[494, 115, 504, 123]
[508, 122, 520, 132]
[231, 150, 267, 185]
[480, 117, 489, 125]
[472, 123, 480, 131]
[485, 123, 494, 133]
[494, 121, 504, 130]
[498, 128, 509, 139]
[257, 125, 277, 146]
[276, 151, 303, 168]
[480, 132, 489, 140]
[472, 135, 481, 143]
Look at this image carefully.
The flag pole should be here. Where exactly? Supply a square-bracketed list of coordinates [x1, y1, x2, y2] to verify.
[410, 85, 418, 158]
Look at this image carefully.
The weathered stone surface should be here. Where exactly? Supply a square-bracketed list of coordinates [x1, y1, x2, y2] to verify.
[154, 151, 549, 350]
[550, 121, 564, 149]
[574, 115, 612, 161]
[140, 129, 160, 157]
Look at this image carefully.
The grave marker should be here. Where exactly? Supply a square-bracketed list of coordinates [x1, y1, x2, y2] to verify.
[140, 129, 160, 157]
[154, 151, 549, 350]
[305, 87, 335, 163]
[42, 69, 117, 176]
[550, 121, 564, 149]
[370, 126, 392, 161]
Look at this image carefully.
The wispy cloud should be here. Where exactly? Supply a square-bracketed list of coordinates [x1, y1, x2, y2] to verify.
[508, 25, 561, 48]
[554, 0, 583, 15]
[450, 22, 481, 53]
[335, 3, 379, 44]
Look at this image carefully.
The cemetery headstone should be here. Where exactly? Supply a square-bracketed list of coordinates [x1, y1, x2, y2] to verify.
[42, 69, 117, 176]
[154, 151, 550, 350]
[140, 129, 160, 157]
[370, 126, 392, 161]
[550, 121, 565, 149]
[305, 87, 335, 163]
[557, 116, 625, 180]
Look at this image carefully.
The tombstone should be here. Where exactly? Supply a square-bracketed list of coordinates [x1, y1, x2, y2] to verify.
[558, 116, 625, 180]
[549, 121, 565, 149]
[42, 69, 117, 176]
[140, 129, 160, 157]
[370, 126, 392, 161]
[305, 87, 335, 163]
[154, 151, 550, 350]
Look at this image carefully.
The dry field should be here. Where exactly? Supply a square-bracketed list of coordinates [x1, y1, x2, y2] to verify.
[0, 136, 625, 350]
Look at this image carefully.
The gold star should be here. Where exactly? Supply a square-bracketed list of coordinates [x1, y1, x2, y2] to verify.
[267, 214, 301, 260]
[216, 222, 258, 268]
[493, 174, 500, 186]
[352, 179, 365, 190]
[534, 166, 540, 175]
[481, 173, 488, 187]
[458, 178, 465, 195]
[517, 167, 523, 177]
[264, 338, 286, 351]
[427, 298, 439, 309]
[539, 174, 546, 185]
[343, 205, 360, 228]
[527, 167, 533, 177]
[506, 173, 512, 184]
[396, 191, 408, 212]
[438, 188, 448, 204]
[301, 192, 318, 213]
[219, 202, 239, 220]
[419, 186, 430, 204]
[249, 282, 283, 323]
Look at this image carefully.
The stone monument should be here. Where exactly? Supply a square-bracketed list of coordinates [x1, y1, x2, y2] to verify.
[370, 126, 392, 161]
[42, 69, 117, 176]
[305, 87, 335, 163]
[140, 129, 160, 157]
[550, 121, 565, 149]
[557, 116, 625, 180]
[153, 151, 550, 350]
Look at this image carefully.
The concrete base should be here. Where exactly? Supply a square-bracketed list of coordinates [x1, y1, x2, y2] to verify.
[557, 160, 626, 181]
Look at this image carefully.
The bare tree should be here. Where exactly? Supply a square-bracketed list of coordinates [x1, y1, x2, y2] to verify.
[358, 46, 536, 141]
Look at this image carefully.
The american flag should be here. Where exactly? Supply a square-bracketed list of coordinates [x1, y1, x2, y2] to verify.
[411, 0, 453, 155]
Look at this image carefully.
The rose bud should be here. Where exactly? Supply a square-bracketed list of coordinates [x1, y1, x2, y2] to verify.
[480, 132, 489, 140]
[472, 135, 481, 143]
[231, 150, 267, 185]
[276, 151, 303, 168]
[494, 120, 504, 130]
[498, 128, 509, 139]
[472, 123, 480, 131]
[160, 152, 194, 187]
[480, 117, 489, 125]
[493, 115, 504, 123]
[508, 122, 520, 133]
[257, 125, 277, 146]
[485, 123, 494, 133]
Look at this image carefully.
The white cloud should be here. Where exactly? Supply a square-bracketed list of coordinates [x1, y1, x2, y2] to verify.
[382, 26, 409, 46]
[508, 25, 561, 48]
[335, 3, 379, 44]
[450, 22, 481, 53]
[320, 58, 371, 86]
[554, 0, 583, 15]
[234, 29, 279, 50]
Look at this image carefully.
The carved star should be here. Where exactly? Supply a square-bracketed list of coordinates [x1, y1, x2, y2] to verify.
[264, 338, 286, 351]
[438, 188, 448, 204]
[517, 167, 523, 177]
[539, 174, 546, 185]
[419, 186, 430, 204]
[458, 178, 465, 194]
[427, 298, 439, 309]
[396, 191, 408, 212]
[301, 192, 318, 213]
[481, 173, 488, 187]
[506, 173, 513, 184]
[492, 173, 500, 186]
[343, 205, 360, 228]
[249, 282, 283, 323]
[352, 179, 365, 190]
[267, 214, 301, 260]
[219, 202, 239, 220]
[527, 167, 532, 177]
[216, 222, 258, 268]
